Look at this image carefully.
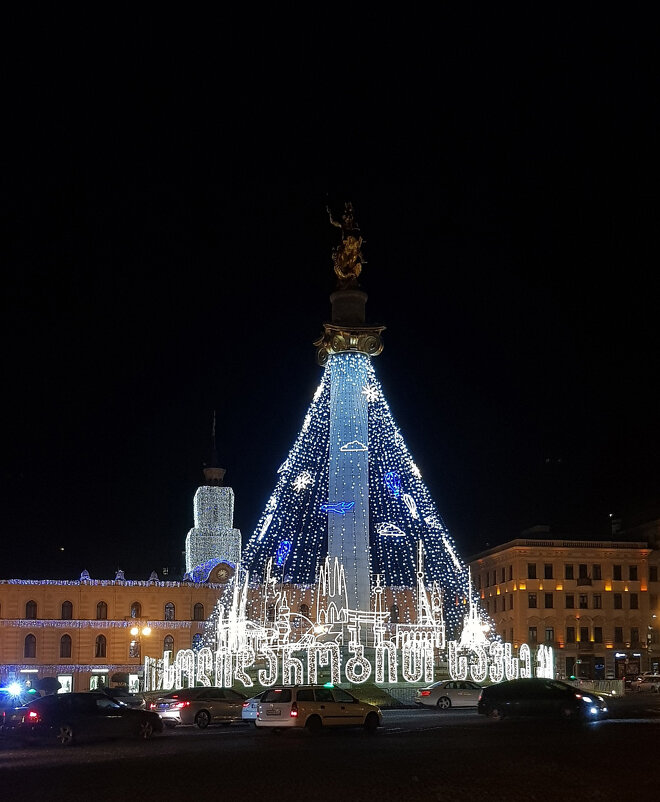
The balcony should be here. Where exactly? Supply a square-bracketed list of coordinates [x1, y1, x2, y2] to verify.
[576, 577, 592, 586]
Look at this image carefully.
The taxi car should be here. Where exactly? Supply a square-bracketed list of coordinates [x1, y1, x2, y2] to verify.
[256, 685, 382, 733]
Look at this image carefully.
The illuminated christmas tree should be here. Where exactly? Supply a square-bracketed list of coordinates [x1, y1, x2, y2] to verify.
[240, 203, 489, 641]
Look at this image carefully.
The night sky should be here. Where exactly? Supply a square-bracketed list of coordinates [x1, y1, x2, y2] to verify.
[3, 20, 658, 580]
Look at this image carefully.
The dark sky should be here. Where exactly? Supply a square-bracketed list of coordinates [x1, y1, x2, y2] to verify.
[2, 19, 658, 580]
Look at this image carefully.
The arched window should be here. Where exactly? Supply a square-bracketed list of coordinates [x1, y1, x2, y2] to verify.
[193, 603, 204, 621]
[130, 602, 141, 619]
[96, 601, 108, 620]
[95, 634, 107, 658]
[164, 602, 175, 621]
[267, 604, 275, 622]
[163, 635, 174, 655]
[390, 604, 400, 624]
[60, 634, 72, 658]
[192, 633, 203, 651]
[24, 634, 36, 658]
[61, 601, 73, 620]
[299, 603, 310, 617]
[25, 600, 37, 619]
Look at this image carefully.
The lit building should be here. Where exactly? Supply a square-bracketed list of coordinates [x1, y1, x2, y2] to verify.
[0, 444, 235, 691]
[468, 526, 660, 680]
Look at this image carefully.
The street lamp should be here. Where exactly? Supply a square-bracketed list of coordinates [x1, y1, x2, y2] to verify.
[129, 625, 151, 659]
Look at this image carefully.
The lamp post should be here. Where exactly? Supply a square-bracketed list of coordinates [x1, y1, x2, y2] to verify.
[128, 624, 151, 693]
[129, 624, 151, 659]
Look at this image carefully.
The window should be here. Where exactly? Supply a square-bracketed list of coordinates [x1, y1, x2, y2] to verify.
[96, 601, 107, 620]
[579, 627, 589, 643]
[61, 601, 73, 620]
[593, 594, 602, 609]
[565, 564, 574, 580]
[528, 564, 537, 579]
[25, 600, 37, 619]
[594, 627, 603, 643]
[650, 566, 658, 582]
[565, 594, 575, 609]
[164, 602, 175, 621]
[593, 564, 602, 580]
[528, 593, 537, 609]
[579, 594, 588, 609]
[544, 564, 553, 579]
[508, 565, 513, 581]
[614, 627, 623, 643]
[267, 604, 275, 622]
[528, 627, 537, 644]
[630, 593, 639, 610]
[508, 594, 513, 610]
[24, 633, 36, 657]
[613, 593, 622, 609]
[129, 638, 140, 658]
[164, 635, 174, 654]
[545, 593, 553, 609]
[566, 627, 576, 644]
[390, 604, 399, 623]
[476, 574, 481, 590]
[95, 634, 107, 658]
[130, 602, 141, 618]
[613, 565, 622, 581]
[629, 565, 638, 581]
[492, 570, 497, 586]
[545, 627, 554, 643]
[60, 634, 72, 658]
[578, 564, 588, 579]
[299, 603, 310, 617]
[500, 567, 506, 583]
[631, 627, 639, 644]
[193, 603, 205, 621]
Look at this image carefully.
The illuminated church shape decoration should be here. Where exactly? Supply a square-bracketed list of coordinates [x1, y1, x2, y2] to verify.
[184, 413, 241, 584]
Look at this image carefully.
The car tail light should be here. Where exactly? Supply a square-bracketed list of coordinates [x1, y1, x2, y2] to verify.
[242, 702, 249, 708]
[175, 701, 190, 709]
[420, 690, 431, 697]
[290, 701, 298, 718]
[149, 703, 156, 709]
[27, 710, 40, 722]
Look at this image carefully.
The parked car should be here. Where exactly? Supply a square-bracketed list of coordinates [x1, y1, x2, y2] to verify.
[101, 687, 146, 709]
[3, 691, 163, 745]
[256, 685, 382, 733]
[149, 687, 247, 728]
[242, 690, 268, 724]
[415, 679, 483, 709]
[477, 678, 608, 721]
[634, 674, 660, 693]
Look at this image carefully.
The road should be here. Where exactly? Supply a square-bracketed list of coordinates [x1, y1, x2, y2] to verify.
[2, 695, 659, 802]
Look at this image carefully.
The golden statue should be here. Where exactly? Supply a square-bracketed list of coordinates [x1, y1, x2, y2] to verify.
[327, 202, 365, 288]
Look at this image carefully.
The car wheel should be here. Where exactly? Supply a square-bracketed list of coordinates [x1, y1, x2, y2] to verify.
[138, 720, 154, 739]
[305, 715, 322, 735]
[437, 696, 451, 710]
[164, 721, 177, 729]
[364, 712, 379, 734]
[195, 710, 211, 729]
[56, 723, 75, 746]
[488, 706, 504, 721]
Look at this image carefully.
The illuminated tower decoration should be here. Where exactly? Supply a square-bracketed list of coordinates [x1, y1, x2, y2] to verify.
[240, 204, 485, 640]
[184, 413, 241, 584]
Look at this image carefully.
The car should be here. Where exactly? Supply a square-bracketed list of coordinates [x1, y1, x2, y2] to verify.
[415, 679, 483, 709]
[256, 685, 382, 734]
[634, 674, 660, 693]
[3, 691, 163, 745]
[100, 687, 146, 709]
[477, 678, 608, 721]
[149, 686, 247, 728]
[242, 690, 268, 724]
